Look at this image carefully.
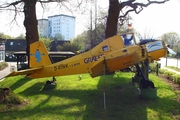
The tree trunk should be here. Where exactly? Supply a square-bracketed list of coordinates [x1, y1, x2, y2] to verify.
[105, 0, 120, 39]
[23, 0, 39, 67]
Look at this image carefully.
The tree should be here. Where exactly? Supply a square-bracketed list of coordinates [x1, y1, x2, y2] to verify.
[71, 33, 88, 50]
[161, 32, 180, 52]
[73, 23, 106, 50]
[105, 0, 169, 39]
[0, 0, 85, 66]
[15, 34, 26, 39]
[0, 33, 14, 39]
[135, 28, 155, 40]
[87, 23, 106, 48]
[53, 33, 65, 40]
[57, 42, 81, 53]
[39, 37, 51, 51]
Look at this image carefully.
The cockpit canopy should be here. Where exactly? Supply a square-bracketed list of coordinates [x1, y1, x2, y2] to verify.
[120, 33, 141, 46]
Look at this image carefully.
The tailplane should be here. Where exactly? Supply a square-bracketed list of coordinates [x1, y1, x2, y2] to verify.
[30, 41, 52, 68]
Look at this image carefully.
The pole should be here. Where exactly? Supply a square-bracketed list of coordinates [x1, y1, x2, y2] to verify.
[177, 57, 178, 68]
[166, 50, 168, 66]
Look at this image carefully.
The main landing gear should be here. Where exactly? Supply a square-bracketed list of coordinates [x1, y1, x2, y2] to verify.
[44, 77, 57, 90]
[132, 63, 155, 89]
[132, 60, 157, 99]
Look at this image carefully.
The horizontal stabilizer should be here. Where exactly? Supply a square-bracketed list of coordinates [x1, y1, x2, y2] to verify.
[5, 67, 43, 78]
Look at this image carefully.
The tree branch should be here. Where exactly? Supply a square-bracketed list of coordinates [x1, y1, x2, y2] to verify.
[38, 0, 67, 3]
[119, 0, 169, 25]
[0, 0, 23, 8]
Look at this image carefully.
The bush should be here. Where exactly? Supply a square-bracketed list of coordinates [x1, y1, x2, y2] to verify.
[149, 62, 158, 72]
[149, 62, 180, 85]
[0, 62, 8, 70]
[171, 74, 180, 85]
[164, 71, 174, 80]
[159, 69, 166, 74]
[159, 68, 180, 85]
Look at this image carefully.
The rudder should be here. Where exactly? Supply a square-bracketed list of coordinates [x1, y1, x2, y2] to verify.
[30, 41, 52, 68]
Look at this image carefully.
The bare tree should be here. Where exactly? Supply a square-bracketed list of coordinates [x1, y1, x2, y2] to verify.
[105, 0, 169, 39]
[136, 28, 155, 39]
[0, 0, 88, 67]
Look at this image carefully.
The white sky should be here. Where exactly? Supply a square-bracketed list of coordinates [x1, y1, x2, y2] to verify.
[0, 0, 180, 38]
[131, 0, 180, 38]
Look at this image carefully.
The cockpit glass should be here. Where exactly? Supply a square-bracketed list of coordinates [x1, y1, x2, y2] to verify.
[121, 33, 134, 46]
[134, 35, 141, 44]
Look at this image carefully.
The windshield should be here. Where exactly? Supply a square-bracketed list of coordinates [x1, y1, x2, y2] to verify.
[134, 34, 141, 44]
[121, 33, 134, 46]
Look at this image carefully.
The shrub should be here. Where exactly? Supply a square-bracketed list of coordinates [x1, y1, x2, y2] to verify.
[0, 62, 8, 70]
[149, 62, 161, 73]
[171, 74, 180, 85]
[159, 69, 166, 74]
[159, 68, 180, 85]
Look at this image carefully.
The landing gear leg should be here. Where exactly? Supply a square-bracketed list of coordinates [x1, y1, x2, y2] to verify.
[133, 60, 157, 99]
[133, 60, 155, 89]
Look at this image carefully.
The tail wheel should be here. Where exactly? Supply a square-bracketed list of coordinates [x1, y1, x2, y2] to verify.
[46, 80, 51, 85]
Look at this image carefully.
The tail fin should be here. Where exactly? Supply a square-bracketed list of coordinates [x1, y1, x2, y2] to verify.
[30, 41, 52, 68]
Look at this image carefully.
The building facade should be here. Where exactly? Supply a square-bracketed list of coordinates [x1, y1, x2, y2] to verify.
[38, 19, 49, 38]
[0, 38, 6, 62]
[38, 14, 75, 40]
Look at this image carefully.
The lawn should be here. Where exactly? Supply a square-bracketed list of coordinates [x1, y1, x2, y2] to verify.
[0, 72, 179, 120]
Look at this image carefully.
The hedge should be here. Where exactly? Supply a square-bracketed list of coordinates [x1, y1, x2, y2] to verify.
[150, 62, 180, 85]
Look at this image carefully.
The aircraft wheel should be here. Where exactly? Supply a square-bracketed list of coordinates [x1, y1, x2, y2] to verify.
[148, 81, 155, 88]
[46, 80, 51, 85]
[140, 80, 155, 89]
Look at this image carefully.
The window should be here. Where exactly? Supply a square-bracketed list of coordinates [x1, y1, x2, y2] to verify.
[102, 46, 108, 51]
[0, 51, 4, 61]
[0, 52, 2, 61]
[10, 42, 13, 45]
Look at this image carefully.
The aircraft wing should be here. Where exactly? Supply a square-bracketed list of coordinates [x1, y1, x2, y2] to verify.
[90, 46, 143, 77]
[89, 57, 105, 77]
[5, 67, 43, 78]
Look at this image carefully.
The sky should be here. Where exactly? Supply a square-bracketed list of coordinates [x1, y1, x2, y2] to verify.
[0, 0, 180, 38]
[131, 0, 180, 38]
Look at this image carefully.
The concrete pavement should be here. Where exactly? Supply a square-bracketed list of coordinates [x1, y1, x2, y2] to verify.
[0, 62, 17, 81]
[158, 58, 180, 75]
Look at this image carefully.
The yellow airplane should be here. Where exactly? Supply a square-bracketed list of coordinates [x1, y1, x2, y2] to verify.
[5, 33, 167, 88]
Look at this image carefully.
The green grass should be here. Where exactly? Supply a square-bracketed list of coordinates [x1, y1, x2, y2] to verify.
[0, 72, 179, 120]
